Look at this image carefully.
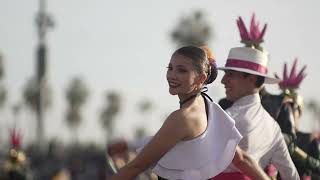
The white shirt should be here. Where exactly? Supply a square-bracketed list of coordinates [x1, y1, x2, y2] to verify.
[224, 93, 299, 180]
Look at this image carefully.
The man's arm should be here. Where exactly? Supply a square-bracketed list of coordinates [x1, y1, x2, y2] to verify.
[292, 146, 320, 175]
[232, 146, 270, 180]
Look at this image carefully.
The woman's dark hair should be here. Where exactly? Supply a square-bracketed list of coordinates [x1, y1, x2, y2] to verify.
[174, 46, 217, 84]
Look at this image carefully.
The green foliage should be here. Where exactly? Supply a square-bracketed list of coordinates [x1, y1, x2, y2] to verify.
[65, 77, 89, 129]
[64, 77, 89, 143]
[66, 107, 81, 128]
[0, 54, 6, 108]
[0, 84, 6, 108]
[23, 77, 52, 112]
[137, 99, 153, 114]
[23, 78, 37, 110]
[135, 126, 146, 139]
[66, 78, 89, 109]
[171, 10, 212, 47]
[100, 91, 121, 140]
[0, 54, 4, 79]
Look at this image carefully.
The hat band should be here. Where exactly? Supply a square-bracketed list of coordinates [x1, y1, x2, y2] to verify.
[225, 59, 268, 74]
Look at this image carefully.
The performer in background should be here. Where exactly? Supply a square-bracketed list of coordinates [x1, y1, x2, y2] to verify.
[269, 59, 320, 179]
[1, 128, 31, 180]
[220, 13, 320, 179]
[306, 131, 320, 179]
[216, 14, 299, 180]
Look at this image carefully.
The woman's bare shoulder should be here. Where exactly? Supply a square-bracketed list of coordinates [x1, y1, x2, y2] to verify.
[163, 108, 195, 132]
[166, 108, 191, 123]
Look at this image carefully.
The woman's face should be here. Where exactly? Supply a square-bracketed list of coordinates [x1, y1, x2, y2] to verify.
[166, 54, 202, 97]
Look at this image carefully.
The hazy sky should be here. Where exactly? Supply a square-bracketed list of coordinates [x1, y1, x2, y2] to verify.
[1, 0, 320, 146]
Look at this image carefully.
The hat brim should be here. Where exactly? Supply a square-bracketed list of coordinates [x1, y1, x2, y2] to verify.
[218, 66, 280, 84]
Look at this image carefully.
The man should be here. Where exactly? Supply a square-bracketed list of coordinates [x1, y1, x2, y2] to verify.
[261, 60, 320, 179]
[214, 47, 299, 180]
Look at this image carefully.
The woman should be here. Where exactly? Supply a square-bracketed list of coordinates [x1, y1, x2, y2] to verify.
[109, 46, 269, 180]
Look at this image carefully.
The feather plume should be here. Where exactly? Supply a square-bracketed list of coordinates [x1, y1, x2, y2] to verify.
[237, 13, 268, 49]
[276, 58, 307, 90]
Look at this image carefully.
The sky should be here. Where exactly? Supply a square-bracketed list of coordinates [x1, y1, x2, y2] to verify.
[0, 0, 320, 146]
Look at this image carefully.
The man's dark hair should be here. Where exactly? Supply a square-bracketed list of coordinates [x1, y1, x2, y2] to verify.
[242, 72, 265, 88]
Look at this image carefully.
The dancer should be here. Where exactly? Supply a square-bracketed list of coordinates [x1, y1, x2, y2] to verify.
[110, 46, 269, 180]
[215, 14, 299, 180]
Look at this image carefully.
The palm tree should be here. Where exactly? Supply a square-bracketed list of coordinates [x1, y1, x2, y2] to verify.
[0, 53, 5, 145]
[0, 84, 6, 108]
[138, 99, 153, 114]
[134, 99, 153, 139]
[0, 53, 3, 78]
[171, 10, 212, 47]
[100, 91, 121, 142]
[23, 77, 51, 112]
[23, 77, 51, 144]
[65, 77, 89, 143]
[0, 53, 6, 108]
[134, 127, 146, 140]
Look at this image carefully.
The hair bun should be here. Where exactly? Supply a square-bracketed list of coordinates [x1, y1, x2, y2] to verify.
[199, 45, 217, 84]
[200, 45, 215, 63]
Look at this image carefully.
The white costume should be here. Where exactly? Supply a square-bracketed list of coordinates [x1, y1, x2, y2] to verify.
[223, 93, 299, 180]
[136, 94, 242, 180]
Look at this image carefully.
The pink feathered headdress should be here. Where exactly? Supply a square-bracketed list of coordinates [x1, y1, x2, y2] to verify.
[274, 58, 307, 91]
[275, 58, 307, 111]
[237, 13, 267, 51]
[10, 127, 22, 149]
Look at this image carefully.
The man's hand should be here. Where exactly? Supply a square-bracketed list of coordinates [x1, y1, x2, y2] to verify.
[107, 139, 128, 156]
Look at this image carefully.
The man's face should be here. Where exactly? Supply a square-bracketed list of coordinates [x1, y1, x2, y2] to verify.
[221, 70, 254, 101]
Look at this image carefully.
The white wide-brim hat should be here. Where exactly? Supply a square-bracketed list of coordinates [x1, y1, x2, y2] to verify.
[218, 47, 280, 84]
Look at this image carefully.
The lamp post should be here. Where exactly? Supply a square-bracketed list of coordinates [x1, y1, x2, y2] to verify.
[35, 0, 53, 147]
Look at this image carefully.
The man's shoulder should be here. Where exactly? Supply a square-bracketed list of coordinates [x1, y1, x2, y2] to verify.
[218, 98, 233, 110]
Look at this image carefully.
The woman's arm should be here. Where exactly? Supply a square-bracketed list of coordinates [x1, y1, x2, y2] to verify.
[110, 111, 189, 180]
[232, 146, 270, 180]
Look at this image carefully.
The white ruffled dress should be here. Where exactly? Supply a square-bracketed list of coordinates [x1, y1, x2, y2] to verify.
[138, 95, 242, 180]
